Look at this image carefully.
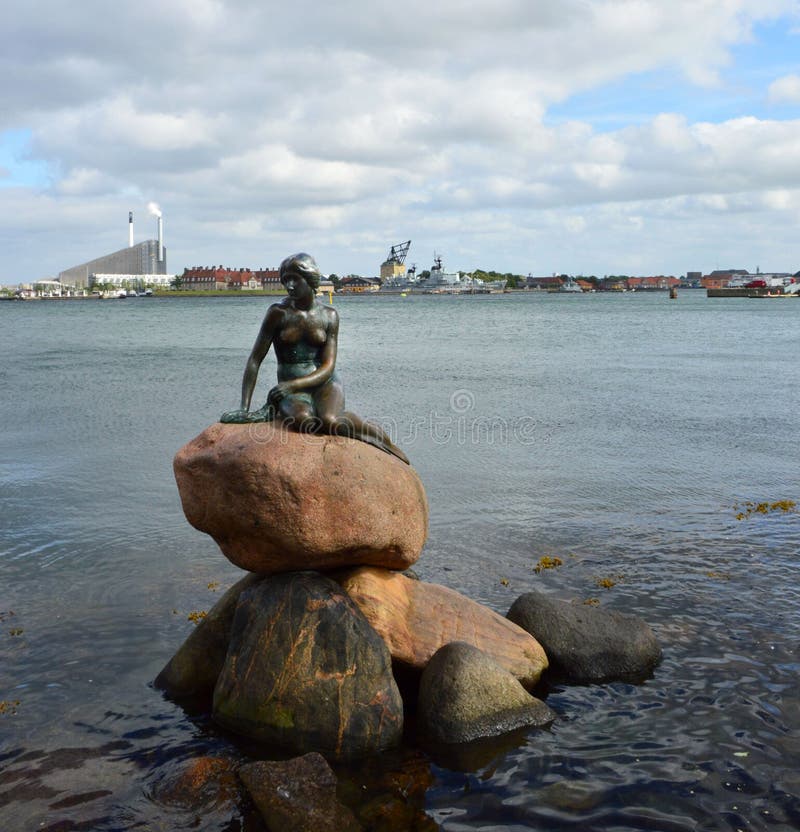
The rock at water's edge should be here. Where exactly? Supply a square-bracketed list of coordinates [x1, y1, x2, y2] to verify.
[507, 589, 662, 684]
[213, 571, 403, 760]
[239, 753, 361, 832]
[173, 422, 428, 574]
[337, 567, 548, 689]
[418, 642, 555, 744]
[154, 573, 262, 698]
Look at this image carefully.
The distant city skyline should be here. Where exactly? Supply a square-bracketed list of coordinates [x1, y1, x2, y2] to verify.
[2, 1, 800, 282]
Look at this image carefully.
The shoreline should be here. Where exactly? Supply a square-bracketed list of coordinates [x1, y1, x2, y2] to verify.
[2, 286, 713, 302]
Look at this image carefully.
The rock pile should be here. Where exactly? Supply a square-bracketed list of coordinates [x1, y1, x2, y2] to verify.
[157, 422, 662, 823]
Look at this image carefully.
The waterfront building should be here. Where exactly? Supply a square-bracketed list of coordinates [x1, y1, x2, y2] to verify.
[59, 240, 166, 289]
[180, 266, 228, 290]
[626, 276, 681, 290]
[91, 273, 174, 289]
[227, 269, 260, 290]
[180, 265, 282, 290]
[339, 276, 381, 293]
[33, 279, 66, 296]
[526, 276, 564, 290]
[254, 268, 281, 289]
[700, 269, 748, 289]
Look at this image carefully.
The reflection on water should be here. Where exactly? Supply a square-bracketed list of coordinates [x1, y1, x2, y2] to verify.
[1, 292, 798, 830]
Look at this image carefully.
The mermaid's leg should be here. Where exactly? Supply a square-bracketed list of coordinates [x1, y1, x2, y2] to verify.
[274, 393, 317, 432]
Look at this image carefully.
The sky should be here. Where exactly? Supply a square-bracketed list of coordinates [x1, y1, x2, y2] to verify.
[2, 0, 800, 282]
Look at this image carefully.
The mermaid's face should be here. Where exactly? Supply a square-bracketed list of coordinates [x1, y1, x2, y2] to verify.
[282, 271, 312, 301]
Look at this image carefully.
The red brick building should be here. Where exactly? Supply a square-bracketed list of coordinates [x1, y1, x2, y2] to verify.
[181, 266, 230, 290]
[627, 276, 681, 290]
[526, 276, 564, 290]
[700, 270, 748, 289]
[254, 268, 281, 289]
[181, 266, 272, 290]
[226, 269, 258, 289]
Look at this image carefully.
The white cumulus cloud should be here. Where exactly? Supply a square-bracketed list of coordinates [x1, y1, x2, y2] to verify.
[768, 73, 800, 103]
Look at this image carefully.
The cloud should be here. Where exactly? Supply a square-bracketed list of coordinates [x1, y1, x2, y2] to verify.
[2, 0, 800, 282]
[564, 215, 587, 233]
[768, 73, 800, 103]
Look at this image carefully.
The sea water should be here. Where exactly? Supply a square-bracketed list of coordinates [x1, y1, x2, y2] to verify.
[0, 291, 798, 830]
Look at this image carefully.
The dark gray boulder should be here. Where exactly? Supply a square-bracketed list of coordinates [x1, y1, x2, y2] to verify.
[239, 753, 361, 832]
[417, 642, 555, 744]
[507, 590, 662, 684]
[213, 571, 403, 760]
[154, 573, 262, 698]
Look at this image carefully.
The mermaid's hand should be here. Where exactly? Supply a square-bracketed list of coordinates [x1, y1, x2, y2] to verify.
[220, 405, 275, 424]
[267, 382, 294, 406]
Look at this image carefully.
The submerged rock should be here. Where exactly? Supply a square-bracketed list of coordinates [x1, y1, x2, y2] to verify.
[418, 642, 556, 744]
[213, 572, 403, 760]
[507, 589, 662, 684]
[173, 422, 428, 574]
[337, 567, 548, 688]
[154, 573, 262, 698]
[337, 750, 438, 832]
[239, 753, 361, 832]
[154, 755, 239, 813]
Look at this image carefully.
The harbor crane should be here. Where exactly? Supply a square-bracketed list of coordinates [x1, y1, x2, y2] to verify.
[386, 240, 411, 265]
[380, 240, 412, 281]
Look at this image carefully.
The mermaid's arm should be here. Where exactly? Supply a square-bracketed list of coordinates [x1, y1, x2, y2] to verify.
[239, 305, 282, 410]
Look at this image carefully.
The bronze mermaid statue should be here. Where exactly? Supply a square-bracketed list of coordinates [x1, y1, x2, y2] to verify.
[221, 252, 409, 464]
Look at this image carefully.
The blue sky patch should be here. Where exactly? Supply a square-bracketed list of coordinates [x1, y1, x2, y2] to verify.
[0, 129, 51, 188]
[546, 20, 800, 130]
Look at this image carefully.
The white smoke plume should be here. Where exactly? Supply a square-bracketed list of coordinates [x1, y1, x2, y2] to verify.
[147, 201, 162, 218]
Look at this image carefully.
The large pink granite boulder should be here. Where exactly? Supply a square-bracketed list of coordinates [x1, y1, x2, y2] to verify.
[337, 568, 549, 689]
[173, 422, 427, 574]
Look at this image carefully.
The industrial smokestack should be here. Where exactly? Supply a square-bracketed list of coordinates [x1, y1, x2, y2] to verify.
[128, 211, 134, 247]
[148, 202, 163, 263]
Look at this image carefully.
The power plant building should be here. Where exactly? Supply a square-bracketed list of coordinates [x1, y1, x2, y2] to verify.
[59, 240, 167, 289]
